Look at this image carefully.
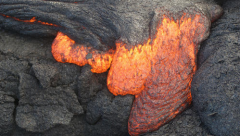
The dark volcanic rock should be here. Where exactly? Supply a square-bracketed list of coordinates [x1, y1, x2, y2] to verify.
[142, 109, 211, 136]
[0, 93, 15, 136]
[0, 0, 222, 51]
[86, 87, 134, 135]
[0, 58, 29, 76]
[0, 63, 18, 136]
[13, 88, 134, 136]
[16, 73, 83, 132]
[87, 89, 134, 136]
[32, 64, 58, 88]
[192, 0, 240, 136]
[86, 88, 114, 124]
[78, 65, 103, 110]
[0, 69, 19, 97]
[100, 95, 133, 135]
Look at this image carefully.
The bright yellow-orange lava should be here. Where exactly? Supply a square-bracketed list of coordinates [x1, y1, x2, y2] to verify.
[51, 13, 207, 136]
[51, 32, 115, 73]
[107, 14, 207, 136]
[107, 14, 204, 96]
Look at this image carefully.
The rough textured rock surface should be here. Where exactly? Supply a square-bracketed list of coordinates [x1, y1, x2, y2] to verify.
[142, 108, 210, 136]
[0, 0, 222, 51]
[0, 93, 15, 136]
[77, 65, 103, 110]
[17, 73, 84, 132]
[32, 64, 58, 88]
[0, 29, 135, 135]
[192, 0, 240, 136]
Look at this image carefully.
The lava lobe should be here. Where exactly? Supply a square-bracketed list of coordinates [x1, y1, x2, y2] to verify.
[52, 12, 208, 135]
[0, 0, 223, 135]
[52, 32, 115, 73]
[107, 13, 208, 135]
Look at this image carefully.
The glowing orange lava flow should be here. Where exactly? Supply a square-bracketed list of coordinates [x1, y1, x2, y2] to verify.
[0, 14, 58, 26]
[51, 32, 115, 73]
[107, 13, 207, 135]
[51, 13, 208, 136]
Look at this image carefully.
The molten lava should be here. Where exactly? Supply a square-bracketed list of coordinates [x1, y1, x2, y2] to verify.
[0, 14, 114, 73]
[51, 13, 207, 136]
[107, 13, 207, 135]
[107, 14, 204, 96]
[1, 10, 208, 136]
[52, 32, 115, 73]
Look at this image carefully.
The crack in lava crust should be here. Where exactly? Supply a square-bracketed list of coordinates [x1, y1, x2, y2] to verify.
[107, 14, 207, 135]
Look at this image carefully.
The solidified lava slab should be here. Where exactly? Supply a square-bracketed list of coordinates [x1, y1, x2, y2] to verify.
[108, 13, 209, 135]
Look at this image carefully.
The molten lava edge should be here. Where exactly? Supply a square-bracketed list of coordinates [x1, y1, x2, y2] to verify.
[107, 14, 207, 135]
[51, 32, 115, 73]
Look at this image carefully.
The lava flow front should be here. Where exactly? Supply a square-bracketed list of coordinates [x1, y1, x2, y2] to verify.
[51, 13, 207, 136]
[107, 13, 207, 135]
[51, 32, 115, 73]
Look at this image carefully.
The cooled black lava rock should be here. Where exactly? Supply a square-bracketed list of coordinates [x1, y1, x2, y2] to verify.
[17, 73, 84, 132]
[192, 0, 240, 135]
[0, 0, 222, 51]
[32, 64, 58, 88]
[77, 65, 103, 110]
[0, 93, 15, 136]
[142, 109, 211, 136]
[86, 89, 134, 136]
[86, 88, 113, 124]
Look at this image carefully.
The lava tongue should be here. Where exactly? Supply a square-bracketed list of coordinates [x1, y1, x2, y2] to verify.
[51, 32, 115, 73]
[107, 13, 208, 135]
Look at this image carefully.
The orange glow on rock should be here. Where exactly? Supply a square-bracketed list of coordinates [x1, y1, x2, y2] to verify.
[0, 13, 58, 26]
[107, 13, 207, 135]
[51, 32, 115, 73]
